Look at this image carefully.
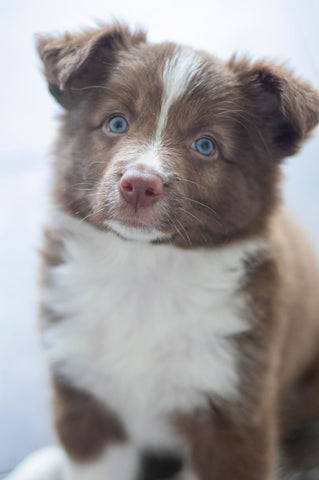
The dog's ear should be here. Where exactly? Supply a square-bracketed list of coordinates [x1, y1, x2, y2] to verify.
[228, 57, 319, 159]
[36, 23, 146, 109]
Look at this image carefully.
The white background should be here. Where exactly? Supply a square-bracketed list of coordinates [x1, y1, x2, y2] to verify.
[0, 0, 319, 476]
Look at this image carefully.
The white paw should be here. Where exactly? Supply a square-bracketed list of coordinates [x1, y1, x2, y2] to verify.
[5, 446, 65, 480]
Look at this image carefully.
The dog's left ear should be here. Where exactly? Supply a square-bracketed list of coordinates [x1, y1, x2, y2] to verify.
[228, 57, 319, 159]
[36, 23, 146, 109]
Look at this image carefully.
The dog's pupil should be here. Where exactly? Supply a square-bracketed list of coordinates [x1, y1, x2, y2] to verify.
[196, 137, 213, 155]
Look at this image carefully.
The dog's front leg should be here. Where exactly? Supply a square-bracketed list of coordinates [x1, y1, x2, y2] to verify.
[52, 380, 138, 480]
[176, 406, 277, 480]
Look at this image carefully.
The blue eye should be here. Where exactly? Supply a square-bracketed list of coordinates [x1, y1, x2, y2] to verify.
[108, 116, 129, 134]
[192, 137, 215, 156]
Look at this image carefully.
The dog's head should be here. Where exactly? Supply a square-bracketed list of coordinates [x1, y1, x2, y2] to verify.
[37, 23, 319, 246]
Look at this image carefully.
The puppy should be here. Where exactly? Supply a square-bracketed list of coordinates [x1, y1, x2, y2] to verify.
[8, 22, 319, 480]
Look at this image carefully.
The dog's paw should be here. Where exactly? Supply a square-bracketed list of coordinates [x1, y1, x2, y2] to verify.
[4, 446, 65, 480]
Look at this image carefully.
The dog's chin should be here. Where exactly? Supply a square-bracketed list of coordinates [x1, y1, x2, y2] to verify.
[104, 219, 171, 243]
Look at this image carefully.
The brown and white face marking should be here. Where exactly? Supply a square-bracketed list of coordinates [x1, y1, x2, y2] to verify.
[98, 45, 218, 243]
[38, 25, 319, 246]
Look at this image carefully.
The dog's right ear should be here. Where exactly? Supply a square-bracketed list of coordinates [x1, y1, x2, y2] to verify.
[36, 23, 146, 109]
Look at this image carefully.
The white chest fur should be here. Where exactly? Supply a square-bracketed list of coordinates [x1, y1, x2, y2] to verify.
[42, 215, 262, 448]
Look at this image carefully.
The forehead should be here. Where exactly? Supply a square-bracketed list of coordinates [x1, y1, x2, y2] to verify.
[112, 43, 208, 96]
[89, 43, 241, 140]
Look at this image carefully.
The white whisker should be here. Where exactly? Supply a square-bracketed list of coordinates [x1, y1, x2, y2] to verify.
[176, 218, 192, 245]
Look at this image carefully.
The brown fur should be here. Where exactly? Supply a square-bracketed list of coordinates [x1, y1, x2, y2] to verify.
[37, 27, 319, 248]
[37, 23, 319, 479]
[173, 211, 319, 479]
[175, 407, 277, 480]
[53, 379, 125, 462]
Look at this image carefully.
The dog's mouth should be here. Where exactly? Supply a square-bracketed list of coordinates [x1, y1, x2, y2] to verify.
[104, 217, 171, 242]
[118, 217, 152, 229]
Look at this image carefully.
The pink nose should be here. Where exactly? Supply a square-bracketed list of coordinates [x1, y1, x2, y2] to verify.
[119, 168, 164, 208]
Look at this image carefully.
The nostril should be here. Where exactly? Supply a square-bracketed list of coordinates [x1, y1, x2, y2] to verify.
[121, 180, 133, 192]
[145, 188, 156, 196]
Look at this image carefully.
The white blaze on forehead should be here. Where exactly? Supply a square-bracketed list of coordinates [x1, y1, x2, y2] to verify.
[156, 46, 204, 140]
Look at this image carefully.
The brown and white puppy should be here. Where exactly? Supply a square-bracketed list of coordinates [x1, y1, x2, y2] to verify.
[7, 22, 319, 480]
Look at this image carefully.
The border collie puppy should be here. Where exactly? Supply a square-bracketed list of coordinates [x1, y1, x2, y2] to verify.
[7, 22, 319, 480]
